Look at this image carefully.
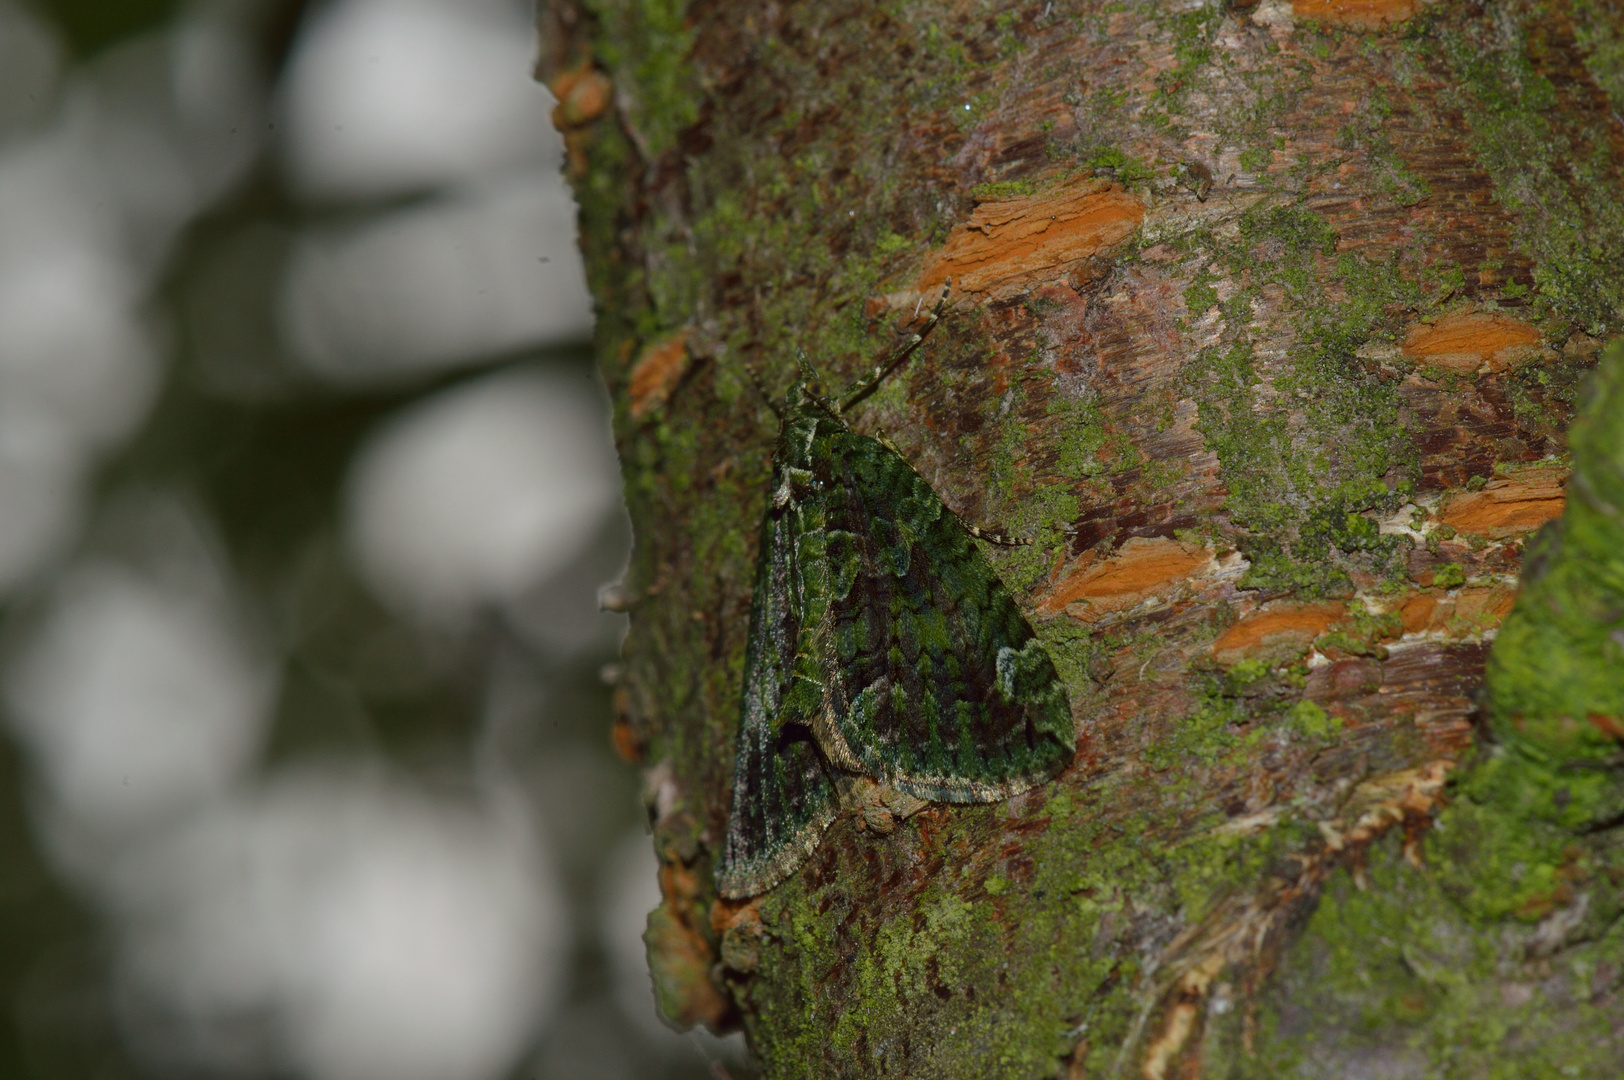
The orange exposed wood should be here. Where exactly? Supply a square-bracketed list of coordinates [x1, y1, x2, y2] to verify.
[1037, 537, 1213, 619]
[1290, 0, 1421, 28]
[711, 894, 762, 939]
[1401, 311, 1543, 375]
[645, 898, 733, 1027]
[1397, 587, 1517, 638]
[915, 182, 1144, 302]
[549, 64, 612, 128]
[1590, 714, 1624, 741]
[1440, 465, 1567, 539]
[610, 714, 645, 763]
[1398, 592, 1440, 635]
[1212, 602, 1346, 662]
[628, 331, 691, 419]
[1450, 586, 1517, 629]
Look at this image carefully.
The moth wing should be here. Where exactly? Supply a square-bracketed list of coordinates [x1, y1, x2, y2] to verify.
[716, 498, 838, 899]
[808, 429, 1074, 802]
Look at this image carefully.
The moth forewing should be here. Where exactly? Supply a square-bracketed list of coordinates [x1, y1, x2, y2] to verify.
[716, 485, 839, 900]
[716, 291, 1075, 898]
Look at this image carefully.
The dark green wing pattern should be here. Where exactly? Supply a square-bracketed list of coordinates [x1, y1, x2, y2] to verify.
[804, 427, 1074, 802]
[718, 380, 1074, 898]
[716, 495, 838, 899]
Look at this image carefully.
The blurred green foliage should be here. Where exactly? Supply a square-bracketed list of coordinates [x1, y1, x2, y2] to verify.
[0, 2, 697, 1078]
[30, 0, 181, 56]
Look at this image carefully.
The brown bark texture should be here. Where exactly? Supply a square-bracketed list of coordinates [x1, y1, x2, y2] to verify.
[542, 0, 1624, 1076]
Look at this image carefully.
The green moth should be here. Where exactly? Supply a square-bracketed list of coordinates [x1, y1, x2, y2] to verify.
[717, 286, 1075, 899]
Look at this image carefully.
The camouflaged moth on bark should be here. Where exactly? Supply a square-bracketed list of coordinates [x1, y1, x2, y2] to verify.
[717, 285, 1075, 899]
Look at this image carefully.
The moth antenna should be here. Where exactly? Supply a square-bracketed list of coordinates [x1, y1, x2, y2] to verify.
[741, 360, 783, 420]
[840, 278, 951, 412]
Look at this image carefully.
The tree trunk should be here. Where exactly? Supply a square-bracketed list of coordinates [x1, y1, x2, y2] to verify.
[541, 1, 1624, 1075]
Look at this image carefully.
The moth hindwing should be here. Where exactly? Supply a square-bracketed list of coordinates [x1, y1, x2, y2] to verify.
[717, 294, 1075, 899]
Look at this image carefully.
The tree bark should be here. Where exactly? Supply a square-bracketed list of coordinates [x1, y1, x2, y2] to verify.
[542, 1, 1624, 1075]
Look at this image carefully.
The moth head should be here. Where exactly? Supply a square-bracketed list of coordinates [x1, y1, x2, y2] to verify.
[786, 350, 841, 416]
[793, 349, 826, 396]
[783, 380, 843, 422]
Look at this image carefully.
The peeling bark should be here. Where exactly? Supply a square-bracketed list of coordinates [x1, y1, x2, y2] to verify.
[543, 0, 1624, 1075]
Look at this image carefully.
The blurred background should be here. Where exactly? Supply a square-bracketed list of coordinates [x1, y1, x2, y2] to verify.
[0, 1, 744, 1077]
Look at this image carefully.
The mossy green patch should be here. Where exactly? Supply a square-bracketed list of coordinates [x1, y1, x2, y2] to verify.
[1079, 144, 1157, 186]
[1573, 0, 1624, 115]
[873, 231, 914, 257]
[1482, 338, 1624, 789]
[971, 179, 1036, 201]
[1049, 389, 1108, 482]
[581, 0, 699, 162]
[738, 686, 1365, 1078]
[979, 377, 1100, 594]
[1237, 144, 1271, 174]
[750, 829, 1110, 1078]
[1435, 8, 1624, 334]
[1177, 203, 1423, 598]
[1183, 264, 1220, 314]
[1433, 561, 1466, 588]
[1249, 340, 1624, 1073]
[1489, 341, 1624, 722]
[1287, 699, 1339, 740]
[1225, 657, 1271, 691]
[1255, 831, 1624, 1079]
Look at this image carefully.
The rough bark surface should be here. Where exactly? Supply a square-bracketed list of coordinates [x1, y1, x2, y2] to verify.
[542, 1, 1624, 1075]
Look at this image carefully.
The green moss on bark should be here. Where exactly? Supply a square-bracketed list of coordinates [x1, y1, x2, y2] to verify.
[1248, 341, 1624, 1077]
[1486, 340, 1624, 759]
[560, 0, 1624, 1074]
[1434, 3, 1624, 335]
[740, 772, 1320, 1079]
[1460, 338, 1624, 911]
[1254, 832, 1624, 1079]
[1175, 203, 1424, 597]
[1573, 0, 1624, 113]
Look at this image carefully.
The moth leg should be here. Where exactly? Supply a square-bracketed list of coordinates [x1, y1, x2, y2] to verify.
[809, 684, 867, 770]
[836, 774, 930, 835]
[772, 465, 815, 509]
[838, 278, 951, 412]
[960, 520, 1033, 547]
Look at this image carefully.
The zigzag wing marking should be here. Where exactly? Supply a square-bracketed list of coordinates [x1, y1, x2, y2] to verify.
[807, 426, 1075, 802]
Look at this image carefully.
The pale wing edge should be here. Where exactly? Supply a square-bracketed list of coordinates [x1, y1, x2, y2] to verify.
[884, 756, 1069, 804]
[716, 795, 839, 899]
